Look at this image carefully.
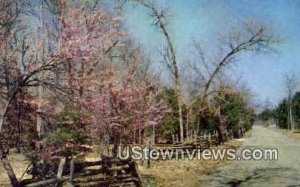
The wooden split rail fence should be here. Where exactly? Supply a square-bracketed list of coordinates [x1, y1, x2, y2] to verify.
[142, 129, 246, 167]
[20, 156, 143, 187]
[172, 130, 236, 146]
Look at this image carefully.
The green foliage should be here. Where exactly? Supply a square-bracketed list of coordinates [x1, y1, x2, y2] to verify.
[202, 118, 217, 132]
[158, 87, 255, 139]
[275, 99, 288, 129]
[54, 105, 82, 125]
[243, 121, 253, 131]
[45, 127, 84, 147]
[258, 109, 274, 121]
[215, 91, 254, 129]
[158, 88, 179, 136]
[292, 92, 300, 127]
[43, 106, 91, 157]
[274, 91, 300, 129]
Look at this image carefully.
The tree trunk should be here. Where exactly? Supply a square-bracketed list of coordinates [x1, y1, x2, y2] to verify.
[0, 100, 10, 133]
[175, 80, 184, 142]
[186, 108, 189, 141]
[287, 107, 290, 131]
[36, 0, 45, 139]
[289, 104, 294, 132]
[36, 85, 43, 138]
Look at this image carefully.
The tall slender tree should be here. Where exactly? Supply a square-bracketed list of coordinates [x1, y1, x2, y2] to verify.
[284, 74, 297, 132]
[122, 0, 185, 142]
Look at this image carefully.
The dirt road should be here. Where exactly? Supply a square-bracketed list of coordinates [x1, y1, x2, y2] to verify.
[199, 125, 300, 187]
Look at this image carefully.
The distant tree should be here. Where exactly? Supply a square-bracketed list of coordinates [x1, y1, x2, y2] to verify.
[292, 91, 300, 128]
[258, 109, 274, 121]
[275, 99, 288, 129]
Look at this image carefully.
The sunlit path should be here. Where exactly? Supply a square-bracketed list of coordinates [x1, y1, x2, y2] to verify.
[199, 125, 300, 187]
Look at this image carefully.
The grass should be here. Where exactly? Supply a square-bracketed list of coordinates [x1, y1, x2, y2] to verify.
[0, 150, 31, 187]
[288, 129, 300, 139]
[268, 125, 300, 140]
[139, 159, 226, 187]
[138, 136, 247, 187]
[290, 132, 300, 139]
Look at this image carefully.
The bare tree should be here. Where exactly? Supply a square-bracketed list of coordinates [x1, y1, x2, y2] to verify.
[121, 0, 185, 142]
[194, 22, 279, 101]
[284, 74, 298, 132]
[190, 22, 278, 100]
[187, 22, 279, 140]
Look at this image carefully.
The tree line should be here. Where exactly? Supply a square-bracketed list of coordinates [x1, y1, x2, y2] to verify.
[259, 91, 300, 130]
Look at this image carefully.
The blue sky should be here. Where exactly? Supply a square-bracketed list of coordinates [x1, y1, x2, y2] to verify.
[123, 0, 300, 106]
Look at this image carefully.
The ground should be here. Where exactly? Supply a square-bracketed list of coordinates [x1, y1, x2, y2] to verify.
[199, 125, 300, 186]
[138, 135, 249, 187]
[0, 151, 31, 187]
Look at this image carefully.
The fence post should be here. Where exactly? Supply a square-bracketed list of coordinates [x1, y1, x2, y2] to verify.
[147, 141, 151, 168]
[57, 157, 66, 179]
[69, 156, 74, 184]
[152, 125, 155, 145]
